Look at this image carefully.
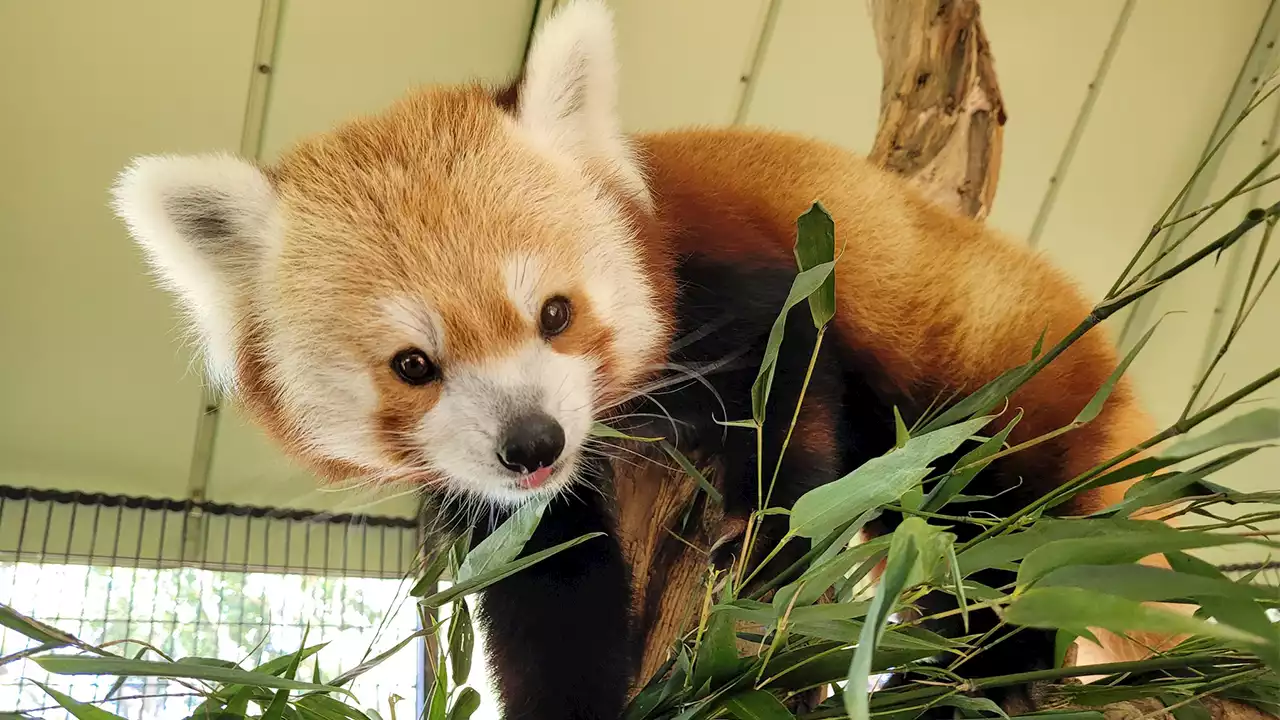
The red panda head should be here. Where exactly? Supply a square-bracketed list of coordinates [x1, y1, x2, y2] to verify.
[110, 0, 672, 505]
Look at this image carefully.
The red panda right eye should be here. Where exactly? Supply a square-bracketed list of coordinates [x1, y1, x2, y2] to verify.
[391, 348, 439, 386]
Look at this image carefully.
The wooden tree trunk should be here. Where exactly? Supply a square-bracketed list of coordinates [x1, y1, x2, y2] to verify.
[868, 0, 1006, 220]
[613, 0, 1007, 697]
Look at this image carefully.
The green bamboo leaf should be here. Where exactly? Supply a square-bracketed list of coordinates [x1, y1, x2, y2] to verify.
[261, 627, 312, 720]
[427, 646, 448, 720]
[1165, 551, 1280, 669]
[1091, 447, 1258, 518]
[0, 604, 82, 648]
[420, 533, 604, 608]
[31, 682, 128, 720]
[944, 537, 969, 633]
[779, 520, 887, 607]
[1004, 587, 1266, 644]
[1009, 712, 1104, 720]
[751, 259, 837, 423]
[101, 648, 149, 704]
[456, 496, 551, 583]
[692, 601, 740, 690]
[845, 523, 919, 720]
[790, 415, 991, 538]
[223, 685, 254, 716]
[957, 518, 1163, 576]
[329, 629, 432, 688]
[448, 600, 474, 686]
[410, 543, 453, 597]
[793, 202, 837, 329]
[1017, 527, 1274, 588]
[33, 655, 354, 698]
[723, 689, 795, 720]
[1053, 630, 1079, 669]
[893, 407, 910, 450]
[924, 410, 1022, 512]
[1158, 406, 1280, 461]
[447, 687, 482, 720]
[934, 695, 1009, 718]
[252, 643, 328, 678]
[1037, 564, 1280, 604]
[1074, 319, 1160, 424]
[919, 363, 1031, 434]
[298, 696, 372, 720]
[894, 517, 950, 589]
[590, 422, 663, 442]
[1163, 696, 1213, 720]
[660, 439, 723, 505]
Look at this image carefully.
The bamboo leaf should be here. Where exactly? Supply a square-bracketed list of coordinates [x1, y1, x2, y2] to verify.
[224, 685, 255, 716]
[456, 496, 550, 583]
[934, 695, 1009, 718]
[33, 655, 354, 698]
[958, 519, 1152, 576]
[692, 600, 740, 690]
[780, 518, 886, 607]
[924, 411, 1022, 512]
[751, 260, 837, 423]
[590, 422, 663, 442]
[1008, 707, 1111, 712]
[1074, 319, 1160, 424]
[298, 696, 373, 720]
[660, 439, 723, 505]
[944, 538, 969, 633]
[1158, 406, 1280, 461]
[448, 600, 474, 686]
[447, 687, 482, 720]
[329, 630, 432, 688]
[410, 544, 453, 598]
[1004, 587, 1266, 644]
[1164, 696, 1213, 720]
[420, 533, 604, 608]
[1092, 447, 1259, 518]
[0, 604, 83, 649]
[845, 523, 919, 720]
[1037, 564, 1280, 604]
[790, 416, 991, 538]
[31, 682, 128, 720]
[253, 642, 328, 678]
[1165, 551, 1280, 669]
[1017, 527, 1273, 587]
[919, 363, 1031, 434]
[724, 689, 795, 720]
[893, 407, 910, 449]
[793, 202, 837, 329]
[262, 627, 312, 719]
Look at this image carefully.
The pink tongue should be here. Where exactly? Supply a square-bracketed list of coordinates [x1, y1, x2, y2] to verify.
[521, 466, 555, 489]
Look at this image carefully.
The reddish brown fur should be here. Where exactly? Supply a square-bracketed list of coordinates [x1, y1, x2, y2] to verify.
[634, 128, 1157, 513]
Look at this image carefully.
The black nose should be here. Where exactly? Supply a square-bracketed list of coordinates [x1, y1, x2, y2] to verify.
[498, 413, 566, 474]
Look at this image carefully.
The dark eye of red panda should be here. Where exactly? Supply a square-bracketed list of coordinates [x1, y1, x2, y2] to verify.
[539, 296, 572, 337]
[391, 348, 439, 385]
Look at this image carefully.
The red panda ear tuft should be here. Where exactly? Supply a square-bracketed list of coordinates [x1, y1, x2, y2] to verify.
[110, 152, 281, 390]
[517, 0, 648, 201]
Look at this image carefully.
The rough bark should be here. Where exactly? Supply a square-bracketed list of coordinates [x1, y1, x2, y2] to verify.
[868, 0, 1006, 219]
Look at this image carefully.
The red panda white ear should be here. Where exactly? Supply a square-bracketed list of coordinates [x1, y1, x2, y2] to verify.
[518, 0, 647, 201]
[110, 152, 281, 389]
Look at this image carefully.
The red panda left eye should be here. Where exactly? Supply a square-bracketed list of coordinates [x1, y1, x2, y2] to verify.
[539, 296, 572, 337]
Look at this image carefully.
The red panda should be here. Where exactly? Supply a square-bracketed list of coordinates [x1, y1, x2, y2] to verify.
[111, 0, 1173, 717]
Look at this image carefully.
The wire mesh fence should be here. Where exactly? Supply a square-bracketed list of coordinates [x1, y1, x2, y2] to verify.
[0, 485, 427, 719]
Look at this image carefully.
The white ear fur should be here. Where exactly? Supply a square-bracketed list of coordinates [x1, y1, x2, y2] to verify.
[519, 0, 647, 200]
[110, 152, 281, 388]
